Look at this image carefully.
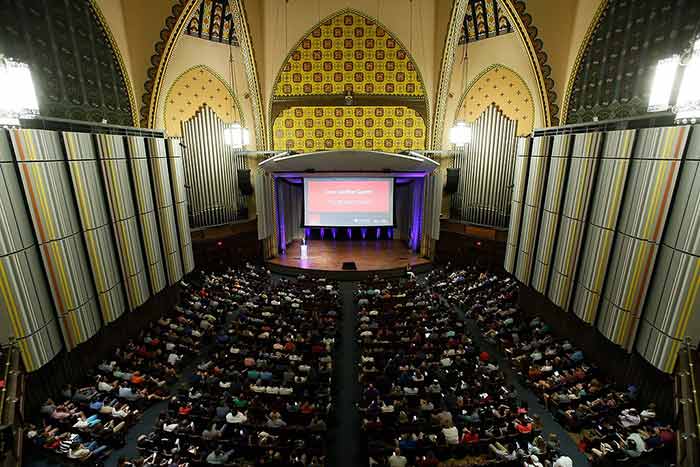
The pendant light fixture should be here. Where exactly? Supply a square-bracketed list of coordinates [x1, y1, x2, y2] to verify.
[449, 27, 471, 146]
[648, 35, 700, 123]
[0, 56, 39, 126]
[223, 23, 250, 148]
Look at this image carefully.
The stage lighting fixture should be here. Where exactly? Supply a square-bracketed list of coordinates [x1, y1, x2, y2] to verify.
[649, 36, 700, 123]
[449, 121, 472, 146]
[0, 56, 39, 126]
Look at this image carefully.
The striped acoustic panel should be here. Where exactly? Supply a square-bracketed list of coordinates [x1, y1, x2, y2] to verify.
[9, 129, 101, 351]
[515, 136, 552, 284]
[636, 126, 700, 372]
[572, 129, 636, 324]
[531, 134, 572, 294]
[126, 136, 166, 294]
[96, 134, 150, 310]
[166, 138, 195, 274]
[597, 126, 687, 351]
[147, 138, 183, 285]
[0, 130, 63, 371]
[548, 132, 603, 309]
[63, 132, 127, 323]
[504, 137, 531, 273]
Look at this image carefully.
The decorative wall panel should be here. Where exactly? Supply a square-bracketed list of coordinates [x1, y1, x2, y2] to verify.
[0, 130, 63, 371]
[273, 12, 425, 97]
[63, 132, 126, 323]
[459, 0, 512, 44]
[126, 137, 167, 294]
[181, 105, 249, 228]
[166, 139, 195, 274]
[636, 126, 700, 372]
[273, 106, 426, 152]
[572, 130, 635, 323]
[531, 135, 572, 293]
[185, 0, 239, 45]
[597, 126, 687, 351]
[515, 136, 551, 284]
[0, 0, 134, 125]
[566, 0, 700, 124]
[548, 132, 603, 309]
[164, 65, 244, 138]
[504, 137, 531, 273]
[455, 65, 534, 137]
[452, 104, 517, 227]
[9, 129, 101, 350]
[96, 135, 150, 310]
[147, 138, 183, 285]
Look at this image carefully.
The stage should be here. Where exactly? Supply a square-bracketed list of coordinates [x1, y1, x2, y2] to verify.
[267, 239, 431, 278]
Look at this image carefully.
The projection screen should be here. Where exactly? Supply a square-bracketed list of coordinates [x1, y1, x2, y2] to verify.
[304, 177, 394, 227]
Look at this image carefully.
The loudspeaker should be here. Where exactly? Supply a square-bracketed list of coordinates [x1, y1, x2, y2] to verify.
[445, 168, 459, 193]
[342, 261, 357, 270]
[238, 169, 253, 195]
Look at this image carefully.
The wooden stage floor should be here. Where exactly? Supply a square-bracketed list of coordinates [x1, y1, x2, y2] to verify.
[267, 239, 430, 272]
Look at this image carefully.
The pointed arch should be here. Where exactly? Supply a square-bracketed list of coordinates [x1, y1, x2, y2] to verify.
[454, 64, 534, 136]
[163, 65, 245, 137]
[268, 8, 430, 151]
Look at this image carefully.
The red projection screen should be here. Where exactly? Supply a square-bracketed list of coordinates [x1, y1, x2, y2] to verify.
[304, 177, 394, 227]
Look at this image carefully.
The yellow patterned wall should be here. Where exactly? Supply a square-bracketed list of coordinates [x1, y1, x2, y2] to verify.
[273, 106, 426, 152]
[456, 65, 534, 136]
[273, 12, 425, 97]
[164, 65, 243, 137]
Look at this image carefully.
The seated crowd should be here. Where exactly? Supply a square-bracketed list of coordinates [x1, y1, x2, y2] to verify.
[27, 272, 226, 464]
[357, 275, 558, 467]
[427, 266, 675, 466]
[132, 269, 338, 466]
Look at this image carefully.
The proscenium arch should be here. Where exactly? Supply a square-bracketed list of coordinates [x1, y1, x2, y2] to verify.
[432, 0, 555, 148]
[163, 64, 246, 137]
[453, 64, 535, 137]
[267, 8, 432, 151]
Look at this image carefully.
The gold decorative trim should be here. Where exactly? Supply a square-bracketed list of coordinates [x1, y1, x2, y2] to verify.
[232, 0, 267, 150]
[266, 8, 432, 151]
[502, 0, 552, 127]
[145, 0, 200, 129]
[88, 0, 139, 127]
[431, 0, 468, 149]
[452, 63, 535, 135]
[560, 0, 609, 124]
[162, 64, 246, 134]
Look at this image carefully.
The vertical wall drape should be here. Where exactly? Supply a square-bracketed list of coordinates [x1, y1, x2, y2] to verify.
[0, 124, 193, 372]
[451, 104, 517, 227]
[514, 136, 552, 284]
[97, 134, 150, 310]
[0, 130, 63, 371]
[505, 122, 699, 373]
[548, 132, 603, 310]
[10, 129, 102, 351]
[126, 137, 167, 295]
[504, 137, 531, 273]
[166, 139, 195, 275]
[147, 138, 184, 285]
[181, 104, 249, 228]
[63, 132, 127, 324]
[531, 134, 572, 294]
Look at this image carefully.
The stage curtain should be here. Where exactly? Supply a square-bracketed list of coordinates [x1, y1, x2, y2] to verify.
[276, 180, 303, 248]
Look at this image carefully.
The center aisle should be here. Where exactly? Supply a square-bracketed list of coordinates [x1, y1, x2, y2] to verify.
[330, 281, 363, 467]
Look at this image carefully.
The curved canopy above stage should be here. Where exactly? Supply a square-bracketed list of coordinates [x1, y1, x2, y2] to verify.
[258, 150, 439, 174]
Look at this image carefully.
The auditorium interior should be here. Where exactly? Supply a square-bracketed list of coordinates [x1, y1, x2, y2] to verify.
[0, 1, 699, 466]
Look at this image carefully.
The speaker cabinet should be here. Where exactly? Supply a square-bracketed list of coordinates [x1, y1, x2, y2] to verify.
[445, 168, 459, 193]
[237, 169, 253, 195]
